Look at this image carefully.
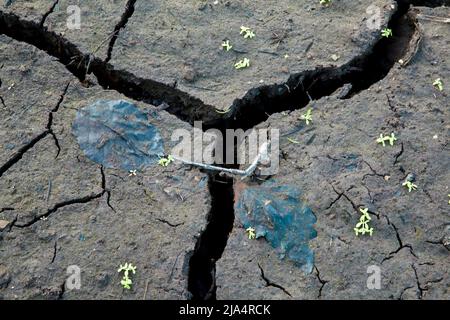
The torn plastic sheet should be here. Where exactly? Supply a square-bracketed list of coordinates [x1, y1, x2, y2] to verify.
[235, 181, 317, 273]
[72, 100, 164, 171]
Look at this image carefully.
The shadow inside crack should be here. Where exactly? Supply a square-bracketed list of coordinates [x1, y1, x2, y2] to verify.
[0, 1, 425, 133]
[187, 173, 235, 301]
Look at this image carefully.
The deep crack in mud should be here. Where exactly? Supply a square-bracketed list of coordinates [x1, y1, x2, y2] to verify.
[187, 173, 235, 300]
[0, 1, 431, 132]
[105, 0, 136, 63]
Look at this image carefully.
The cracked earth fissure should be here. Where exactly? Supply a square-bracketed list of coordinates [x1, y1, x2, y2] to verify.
[13, 166, 108, 228]
[187, 173, 235, 300]
[0, 130, 50, 178]
[0, 1, 421, 132]
[381, 215, 418, 263]
[39, 0, 59, 28]
[258, 264, 292, 297]
[14, 191, 105, 228]
[0, 82, 69, 178]
[105, 0, 136, 63]
[0, 10, 218, 127]
[314, 265, 329, 299]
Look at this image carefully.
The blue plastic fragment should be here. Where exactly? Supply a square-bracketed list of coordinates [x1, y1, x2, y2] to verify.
[235, 181, 317, 273]
[72, 100, 164, 171]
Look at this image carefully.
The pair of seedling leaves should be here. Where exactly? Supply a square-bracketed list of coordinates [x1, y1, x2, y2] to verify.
[376, 133, 397, 147]
[354, 208, 374, 236]
[222, 26, 255, 70]
[376, 133, 419, 192]
[118, 263, 137, 290]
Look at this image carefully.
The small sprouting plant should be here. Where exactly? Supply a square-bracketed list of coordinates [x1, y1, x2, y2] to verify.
[354, 207, 374, 236]
[215, 107, 231, 114]
[300, 108, 313, 125]
[287, 137, 300, 144]
[402, 180, 417, 192]
[118, 263, 137, 290]
[158, 155, 174, 167]
[234, 58, 250, 69]
[376, 133, 397, 147]
[222, 40, 233, 52]
[320, 0, 332, 6]
[433, 78, 443, 91]
[246, 227, 256, 240]
[240, 26, 255, 39]
[381, 28, 393, 38]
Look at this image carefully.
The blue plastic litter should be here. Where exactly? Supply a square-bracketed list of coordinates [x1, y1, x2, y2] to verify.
[235, 181, 317, 273]
[72, 100, 164, 171]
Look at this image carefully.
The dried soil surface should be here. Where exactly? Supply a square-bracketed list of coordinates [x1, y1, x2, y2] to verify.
[0, 1, 449, 300]
[0, 37, 210, 299]
[217, 6, 449, 300]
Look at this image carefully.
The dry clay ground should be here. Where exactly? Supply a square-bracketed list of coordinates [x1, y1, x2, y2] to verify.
[0, 0, 449, 299]
[0, 38, 211, 299]
[218, 6, 450, 300]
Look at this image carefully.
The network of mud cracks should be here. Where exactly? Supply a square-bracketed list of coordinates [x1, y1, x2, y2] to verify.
[0, 0, 449, 300]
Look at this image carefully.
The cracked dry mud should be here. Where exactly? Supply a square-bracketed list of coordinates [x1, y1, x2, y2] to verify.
[217, 6, 449, 300]
[0, 0, 449, 300]
[2, 0, 129, 60]
[0, 37, 210, 299]
[110, 0, 394, 110]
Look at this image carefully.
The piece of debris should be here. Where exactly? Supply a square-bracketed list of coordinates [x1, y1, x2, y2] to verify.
[336, 83, 353, 99]
[73, 100, 164, 171]
[0, 220, 10, 231]
[331, 54, 340, 61]
[235, 180, 317, 273]
[182, 65, 196, 82]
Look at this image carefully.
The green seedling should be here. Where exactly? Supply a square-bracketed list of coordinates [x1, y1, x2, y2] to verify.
[287, 137, 300, 144]
[433, 78, 443, 91]
[381, 28, 393, 38]
[320, 0, 332, 6]
[246, 227, 256, 240]
[235, 58, 250, 69]
[118, 263, 137, 290]
[222, 40, 233, 51]
[215, 107, 231, 114]
[300, 108, 313, 125]
[354, 207, 374, 236]
[158, 155, 174, 167]
[240, 26, 255, 39]
[402, 180, 417, 192]
[376, 133, 397, 147]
